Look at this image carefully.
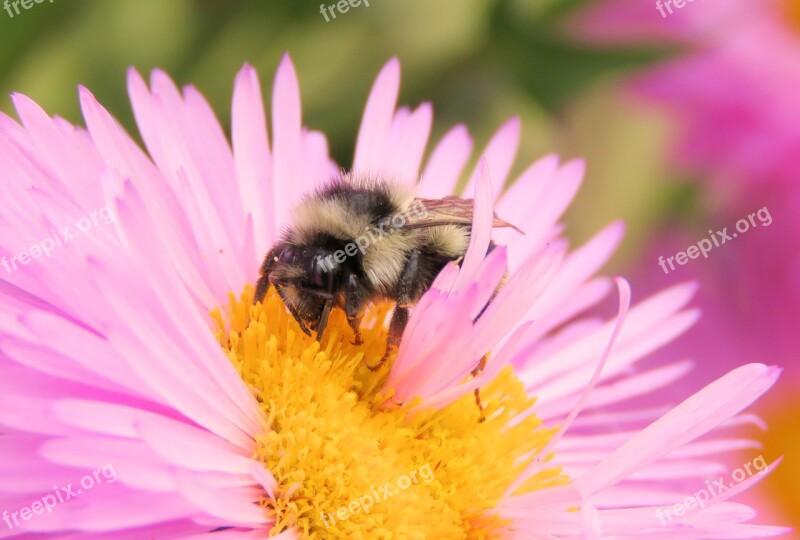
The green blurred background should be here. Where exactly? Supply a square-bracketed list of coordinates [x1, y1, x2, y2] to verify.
[0, 0, 686, 267]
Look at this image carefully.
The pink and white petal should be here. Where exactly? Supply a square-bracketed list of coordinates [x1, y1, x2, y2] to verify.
[381, 102, 432, 184]
[181, 83, 245, 245]
[127, 70, 244, 299]
[186, 529, 297, 540]
[398, 244, 563, 404]
[530, 222, 624, 319]
[469, 242, 565, 357]
[512, 222, 624, 344]
[537, 361, 694, 420]
[11, 94, 105, 210]
[271, 54, 310, 228]
[462, 117, 521, 197]
[9, 488, 202, 534]
[232, 64, 274, 260]
[97, 181, 264, 431]
[0, 359, 154, 424]
[0, 435, 98, 494]
[353, 58, 401, 173]
[494, 153, 560, 231]
[79, 89, 219, 310]
[512, 159, 585, 254]
[136, 415, 259, 474]
[302, 129, 333, 190]
[176, 472, 270, 527]
[417, 124, 472, 198]
[520, 283, 698, 387]
[16, 310, 153, 400]
[50, 400, 254, 469]
[507, 279, 632, 496]
[55, 521, 214, 540]
[147, 72, 245, 282]
[452, 159, 494, 291]
[575, 364, 780, 496]
[531, 309, 699, 402]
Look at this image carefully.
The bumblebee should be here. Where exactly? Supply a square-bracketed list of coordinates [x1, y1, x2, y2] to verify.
[254, 173, 517, 368]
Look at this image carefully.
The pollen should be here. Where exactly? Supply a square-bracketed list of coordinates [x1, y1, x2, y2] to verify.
[212, 286, 568, 539]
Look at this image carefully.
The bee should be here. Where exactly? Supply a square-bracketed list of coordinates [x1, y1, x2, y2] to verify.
[254, 173, 519, 369]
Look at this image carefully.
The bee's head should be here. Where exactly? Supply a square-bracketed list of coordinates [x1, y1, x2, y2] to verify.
[268, 245, 341, 335]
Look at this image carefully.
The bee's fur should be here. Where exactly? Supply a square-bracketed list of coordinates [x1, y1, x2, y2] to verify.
[285, 174, 469, 296]
[255, 172, 504, 367]
[289, 175, 414, 244]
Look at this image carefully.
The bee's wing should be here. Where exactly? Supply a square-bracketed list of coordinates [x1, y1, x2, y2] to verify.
[400, 196, 523, 233]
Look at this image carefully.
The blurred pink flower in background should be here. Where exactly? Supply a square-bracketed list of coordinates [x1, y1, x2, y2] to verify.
[573, 0, 800, 187]
[573, 0, 800, 531]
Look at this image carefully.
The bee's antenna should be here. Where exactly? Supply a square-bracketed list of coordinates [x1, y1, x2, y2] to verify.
[254, 245, 285, 304]
[254, 272, 271, 305]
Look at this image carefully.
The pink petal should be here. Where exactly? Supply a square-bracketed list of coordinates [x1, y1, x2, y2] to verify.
[575, 364, 781, 496]
[232, 64, 274, 261]
[462, 117, 521, 197]
[271, 53, 306, 228]
[353, 57, 400, 173]
[382, 102, 433, 184]
[176, 471, 269, 526]
[452, 159, 494, 291]
[417, 124, 472, 198]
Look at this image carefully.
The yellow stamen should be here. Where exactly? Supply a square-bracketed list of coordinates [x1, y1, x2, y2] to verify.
[212, 286, 568, 538]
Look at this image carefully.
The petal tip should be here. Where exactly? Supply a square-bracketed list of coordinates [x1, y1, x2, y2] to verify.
[277, 52, 297, 75]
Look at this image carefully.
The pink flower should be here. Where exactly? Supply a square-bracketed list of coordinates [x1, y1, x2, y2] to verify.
[572, 0, 800, 187]
[571, 0, 800, 426]
[573, 0, 800, 530]
[0, 55, 788, 538]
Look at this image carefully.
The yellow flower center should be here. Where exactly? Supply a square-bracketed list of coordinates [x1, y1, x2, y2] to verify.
[212, 286, 567, 539]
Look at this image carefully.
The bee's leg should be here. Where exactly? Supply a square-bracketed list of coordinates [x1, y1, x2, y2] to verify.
[344, 273, 365, 346]
[472, 241, 506, 321]
[472, 355, 488, 423]
[368, 249, 422, 371]
[471, 242, 505, 422]
[316, 298, 334, 343]
[367, 305, 408, 371]
[254, 273, 271, 306]
[274, 283, 312, 337]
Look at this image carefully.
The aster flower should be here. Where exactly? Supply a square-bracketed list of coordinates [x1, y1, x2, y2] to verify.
[0, 55, 789, 539]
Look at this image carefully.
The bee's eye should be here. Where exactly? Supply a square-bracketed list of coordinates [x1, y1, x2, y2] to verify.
[310, 259, 327, 289]
[279, 249, 295, 264]
[311, 266, 324, 288]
